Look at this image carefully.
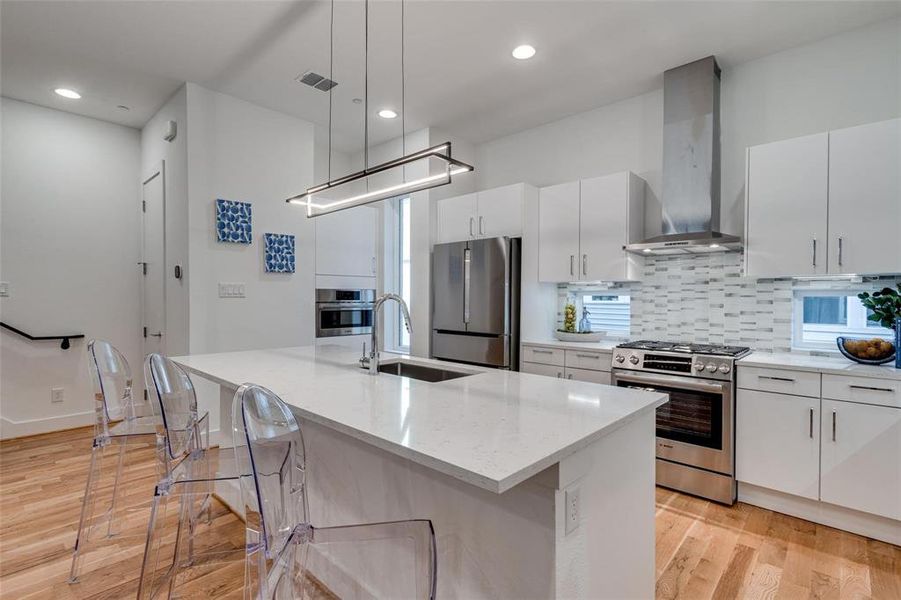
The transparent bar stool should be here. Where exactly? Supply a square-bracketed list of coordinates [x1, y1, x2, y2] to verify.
[69, 340, 160, 583]
[234, 384, 437, 599]
[137, 353, 242, 599]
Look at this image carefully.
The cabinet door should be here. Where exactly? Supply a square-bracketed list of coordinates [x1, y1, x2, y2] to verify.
[521, 361, 563, 378]
[564, 367, 610, 385]
[736, 390, 820, 499]
[821, 400, 901, 520]
[315, 206, 377, 277]
[828, 118, 900, 275]
[579, 173, 629, 281]
[476, 184, 523, 238]
[436, 193, 477, 243]
[538, 181, 581, 282]
[746, 133, 828, 277]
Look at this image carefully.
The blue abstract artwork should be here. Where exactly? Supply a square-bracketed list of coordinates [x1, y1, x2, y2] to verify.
[264, 233, 295, 273]
[216, 199, 252, 244]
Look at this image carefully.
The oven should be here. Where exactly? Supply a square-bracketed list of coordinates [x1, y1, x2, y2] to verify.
[315, 289, 375, 338]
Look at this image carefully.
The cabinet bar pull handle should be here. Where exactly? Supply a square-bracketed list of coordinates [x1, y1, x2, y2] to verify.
[838, 236, 843, 267]
[759, 375, 795, 382]
[812, 238, 817, 267]
[532, 349, 553, 354]
[567, 373, 573, 379]
[582, 254, 587, 276]
[832, 410, 837, 442]
[570, 255, 575, 276]
[556, 372, 563, 378]
[575, 353, 599, 359]
[849, 385, 894, 393]
[469, 217, 474, 237]
[479, 216, 484, 235]
[809, 408, 814, 439]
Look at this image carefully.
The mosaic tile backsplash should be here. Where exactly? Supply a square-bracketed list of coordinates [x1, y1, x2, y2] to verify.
[559, 253, 900, 353]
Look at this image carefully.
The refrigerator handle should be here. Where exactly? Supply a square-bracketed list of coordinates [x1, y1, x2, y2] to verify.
[463, 247, 471, 324]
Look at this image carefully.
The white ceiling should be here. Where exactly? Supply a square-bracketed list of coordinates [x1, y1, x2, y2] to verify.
[3, 1, 899, 151]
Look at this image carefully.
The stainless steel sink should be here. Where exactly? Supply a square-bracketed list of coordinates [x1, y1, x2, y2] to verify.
[377, 361, 474, 382]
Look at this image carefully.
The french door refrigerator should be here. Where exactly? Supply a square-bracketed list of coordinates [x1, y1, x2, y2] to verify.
[431, 237, 520, 369]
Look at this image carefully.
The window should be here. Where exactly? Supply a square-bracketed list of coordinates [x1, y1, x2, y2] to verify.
[579, 294, 631, 337]
[383, 196, 412, 353]
[398, 197, 411, 350]
[793, 290, 893, 350]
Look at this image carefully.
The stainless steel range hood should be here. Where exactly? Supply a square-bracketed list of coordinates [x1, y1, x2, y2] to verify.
[625, 56, 741, 256]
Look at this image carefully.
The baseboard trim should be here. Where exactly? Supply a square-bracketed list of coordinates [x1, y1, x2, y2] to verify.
[738, 482, 901, 545]
[0, 411, 95, 440]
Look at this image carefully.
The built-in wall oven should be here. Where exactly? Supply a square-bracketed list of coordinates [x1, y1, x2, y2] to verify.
[315, 289, 375, 338]
[610, 341, 750, 505]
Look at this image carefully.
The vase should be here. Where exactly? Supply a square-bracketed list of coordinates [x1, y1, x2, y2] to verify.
[896, 317, 901, 369]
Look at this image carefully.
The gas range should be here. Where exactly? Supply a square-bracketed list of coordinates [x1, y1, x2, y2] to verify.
[611, 340, 751, 382]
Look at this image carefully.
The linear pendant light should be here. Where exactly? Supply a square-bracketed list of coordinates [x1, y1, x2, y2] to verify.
[286, 0, 473, 218]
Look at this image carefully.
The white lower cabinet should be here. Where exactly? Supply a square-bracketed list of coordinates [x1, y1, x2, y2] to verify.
[520, 344, 610, 384]
[736, 390, 819, 500]
[820, 399, 901, 521]
[564, 367, 611, 385]
[520, 361, 563, 378]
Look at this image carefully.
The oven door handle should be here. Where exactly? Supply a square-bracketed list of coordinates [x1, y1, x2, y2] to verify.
[317, 303, 374, 310]
[613, 372, 728, 394]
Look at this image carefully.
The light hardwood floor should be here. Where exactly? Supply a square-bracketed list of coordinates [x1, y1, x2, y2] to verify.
[1, 427, 899, 599]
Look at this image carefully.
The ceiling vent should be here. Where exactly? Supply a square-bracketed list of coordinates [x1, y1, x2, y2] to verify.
[296, 71, 338, 92]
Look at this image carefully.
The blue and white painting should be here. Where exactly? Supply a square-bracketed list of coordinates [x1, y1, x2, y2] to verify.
[216, 199, 252, 244]
[264, 233, 295, 273]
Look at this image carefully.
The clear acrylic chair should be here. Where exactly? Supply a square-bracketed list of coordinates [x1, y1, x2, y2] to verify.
[137, 353, 242, 599]
[234, 383, 437, 599]
[69, 339, 160, 583]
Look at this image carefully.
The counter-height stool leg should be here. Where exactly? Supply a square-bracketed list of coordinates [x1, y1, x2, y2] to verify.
[68, 439, 105, 583]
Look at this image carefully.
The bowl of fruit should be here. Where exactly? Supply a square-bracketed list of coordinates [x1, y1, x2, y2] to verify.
[836, 337, 896, 365]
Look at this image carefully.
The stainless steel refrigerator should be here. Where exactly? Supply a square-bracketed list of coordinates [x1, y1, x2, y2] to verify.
[431, 237, 520, 369]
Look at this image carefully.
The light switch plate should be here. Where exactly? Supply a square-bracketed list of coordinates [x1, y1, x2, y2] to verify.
[51, 387, 64, 404]
[218, 282, 246, 298]
[565, 486, 580, 535]
[0, 282, 8, 297]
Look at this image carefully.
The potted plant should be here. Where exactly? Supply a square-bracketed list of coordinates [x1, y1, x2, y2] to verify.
[858, 284, 901, 369]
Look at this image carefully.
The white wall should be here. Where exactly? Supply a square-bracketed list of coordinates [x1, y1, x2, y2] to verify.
[0, 98, 141, 438]
[474, 18, 901, 237]
[141, 85, 189, 356]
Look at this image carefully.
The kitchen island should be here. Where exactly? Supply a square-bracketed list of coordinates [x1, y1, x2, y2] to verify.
[173, 344, 667, 599]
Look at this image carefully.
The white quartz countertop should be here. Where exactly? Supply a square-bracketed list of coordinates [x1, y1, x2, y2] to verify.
[173, 345, 666, 494]
[522, 338, 621, 352]
[738, 351, 901, 381]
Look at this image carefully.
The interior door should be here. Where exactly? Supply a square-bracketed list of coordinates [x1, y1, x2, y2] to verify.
[745, 133, 829, 277]
[142, 165, 166, 357]
[431, 241, 466, 332]
[579, 173, 627, 281]
[466, 237, 508, 335]
[538, 181, 581, 282]
[827, 118, 900, 275]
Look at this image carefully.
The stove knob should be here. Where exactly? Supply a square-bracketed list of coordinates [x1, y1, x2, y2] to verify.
[705, 363, 718, 373]
[629, 354, 640, 365]
[615, 354, 625, 363]
[694, 363, 705, 371]
[718, 364, 731, 374]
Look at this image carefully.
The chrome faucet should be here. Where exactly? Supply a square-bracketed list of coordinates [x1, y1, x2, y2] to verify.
[360, 293, 412, 375]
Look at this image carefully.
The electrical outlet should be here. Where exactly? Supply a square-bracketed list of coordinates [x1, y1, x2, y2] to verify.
[565, 486, 580, 534]
[51, 387, 64, 404]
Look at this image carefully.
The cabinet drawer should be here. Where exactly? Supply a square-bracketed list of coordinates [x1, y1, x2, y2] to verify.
[521, 361, 563, 378]
[521, 345, 565, 367]
[737, 366, 820, 398]
[564, 350, 611, 372]
[821, 375, 901, 408]
[564, 367, 611, 385]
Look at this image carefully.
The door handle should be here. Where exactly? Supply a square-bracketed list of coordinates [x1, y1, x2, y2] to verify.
[149, 332, 163, 338]
[809, 407, 814, 439]
[479, 216, 484, 235]
[463, 248, 471, 324]
[582, 254, 587, 276]
[469, 217, 474, 237]
[570, 255, 575, 276]
[837, 237, 843, 267]
[812, 238, 817, 268]
[832, 410, 837, 442]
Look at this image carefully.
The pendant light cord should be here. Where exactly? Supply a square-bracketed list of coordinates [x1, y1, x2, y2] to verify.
[364, 0, 369, 173]
[401, 0, 406, 162]
[328, 0, 334, 181]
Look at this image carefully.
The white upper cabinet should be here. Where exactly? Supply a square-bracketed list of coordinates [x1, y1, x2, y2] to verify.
[539, 172, 644, 283]
[827, 118, 901, 275]
[538, 181, 581, 282]
[436, 193, 477, 243]
[315, 206, 377, 277]
[436, 184, 527, 244]
[820, 399, 901, 521]
[745, 118, 901, 278]
[745, 133, 829, 278]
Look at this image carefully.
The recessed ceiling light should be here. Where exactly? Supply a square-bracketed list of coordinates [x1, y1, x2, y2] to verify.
[512, 45, 536, 60]
[54, 88, 81, 99]
[378, 109, 397, 119]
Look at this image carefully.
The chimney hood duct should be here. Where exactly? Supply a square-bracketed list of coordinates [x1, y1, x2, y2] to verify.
[625, 56, 741, 255]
